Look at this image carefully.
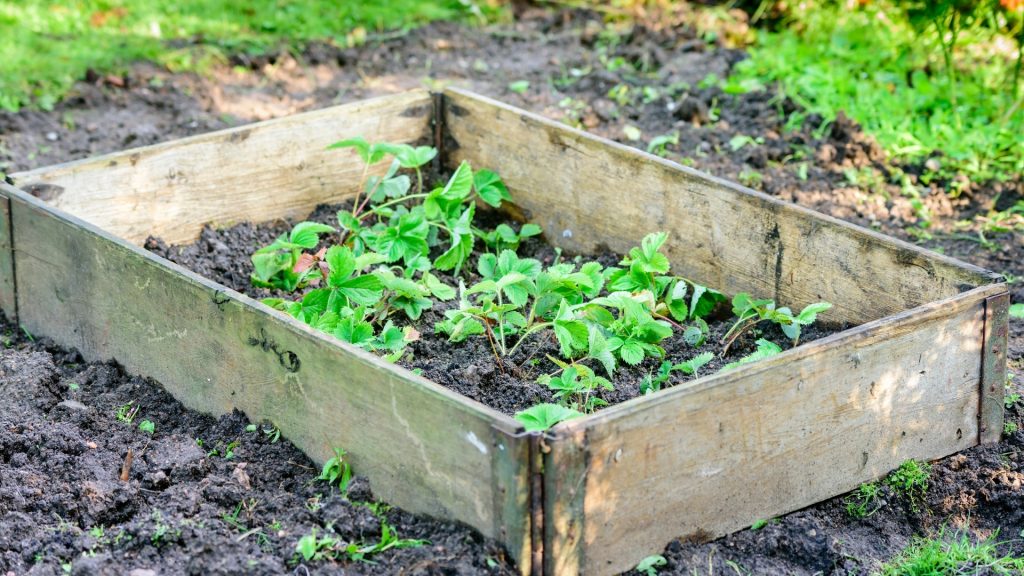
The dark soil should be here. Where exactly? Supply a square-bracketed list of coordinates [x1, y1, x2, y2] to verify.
[0, 319, 516, 575]
[2, 5, 1022, 575]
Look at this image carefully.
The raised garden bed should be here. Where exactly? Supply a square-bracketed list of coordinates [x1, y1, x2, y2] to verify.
[2, 89, 1009, 575]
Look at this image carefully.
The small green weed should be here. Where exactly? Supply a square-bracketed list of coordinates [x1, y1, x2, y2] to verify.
[115, 401, 139, 424]
[877, 529, 1024, 575]
[844, 482, 881, 519]
[635, 554, 668, 576]
[319, 448, 353, 492]
[886, 460, 931, 512]
[138, 420, 155, 434]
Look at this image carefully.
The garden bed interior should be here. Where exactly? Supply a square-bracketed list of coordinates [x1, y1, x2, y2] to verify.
[2, 88, 1009, 576]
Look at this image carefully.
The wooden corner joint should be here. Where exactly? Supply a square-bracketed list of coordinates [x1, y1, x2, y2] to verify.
[979, 291, 1009, 444]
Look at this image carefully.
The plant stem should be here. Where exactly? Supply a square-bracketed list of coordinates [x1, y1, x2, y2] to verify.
[653, 312, 685, 331]
[506, 322, 552, 358]
[361, 193, 431, 221]
[720, 317, 762, 356]
[496, 293, 507, 355]
[415, 167, 423, 194]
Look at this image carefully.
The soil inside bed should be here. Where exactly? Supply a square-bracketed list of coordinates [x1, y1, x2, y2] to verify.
[144, 200, 848, 416]
[0, 317, 517, 575]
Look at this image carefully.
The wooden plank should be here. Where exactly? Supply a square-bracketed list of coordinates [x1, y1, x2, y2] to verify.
[10, 91, 433, 245]
[442, 88, 998, 326]
[491, 426, 532, 575]
[555, 285, 999, 575]
[0, 193, 15, 321]
[544, 428, 587, 576]
[979, 291, 1010, 443]
[4, 183, 526, 553]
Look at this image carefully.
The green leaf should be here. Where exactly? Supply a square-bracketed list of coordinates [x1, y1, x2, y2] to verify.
[508, 80, 530, 94]
[474, 169, 511, 207]
[375, 174, 412, 200]
[289, 221, 336, 249]
[721, 339, 783, 371]
[297, 532, 318, 561]
[520, 223, 542, 238]
[514, 403, 583, 432]
[636, 554, 667, 576]
[328, 136, 388, 164]
[335, 274, 384, 307]
[683, 325, 705, 346]
[434, 205, 475, 274]
[553, 315, 589, 358]
[674, 351, 713, 375]
[588, 327, 617, 377]
[619, 340, 646, 366]
[1011, 303, 1024, 319]
[424, 273, 456, 301]
[379, 143, 437, 168]
[441, 161, 473, 201]
[325, 245, 356, 283]
[796, 302, 833, 325]
[375, 212, 429, 264]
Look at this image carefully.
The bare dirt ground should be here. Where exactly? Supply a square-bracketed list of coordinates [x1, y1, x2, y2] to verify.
[2, 8, 1022, 575]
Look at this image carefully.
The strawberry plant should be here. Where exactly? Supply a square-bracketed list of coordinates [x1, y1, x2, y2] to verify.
[250, 134, 835, 423]
[251, 221, 336, 291]
[722, 293, 832, 352]
[639, 352, 714, 395]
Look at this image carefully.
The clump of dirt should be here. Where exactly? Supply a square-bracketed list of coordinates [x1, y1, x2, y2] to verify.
[145, 201, 845, 417]
[0, 320, 516, 575]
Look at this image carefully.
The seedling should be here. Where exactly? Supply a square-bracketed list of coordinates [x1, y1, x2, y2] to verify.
[877, 529, 1024, 575]
[646, 132, 678, 157]
[1010, 303, 1024, 319]
[115, 401, 139, 424]
[722, 293, 832, 352]
[886, 459, 931, 512]
[319, 447, 352, 492]
[138, 420, 155, 434]
[635, 555, 667, 576]
[539, 360, 613, 413]
[246, 422, 281, 443]
[1004, 421, 1018, 436]
[639, 352, 714, 395]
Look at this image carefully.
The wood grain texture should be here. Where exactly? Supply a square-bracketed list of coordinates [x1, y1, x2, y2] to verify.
[3, 184, 528, 563]
[492, 426, 532, 576]
[442, 88, 997, 326]
[0, 194, 15, 321]
[554, 285, 1000, 575]
[980, 292, 1009, 444]
[544, 428, 587, 576]
[10, 91, 433, 245]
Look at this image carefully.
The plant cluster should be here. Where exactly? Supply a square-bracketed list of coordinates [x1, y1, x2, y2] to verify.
[252, 137, 832, 432]
[886, 459, 931, 512]
[295, 504, 427, 564]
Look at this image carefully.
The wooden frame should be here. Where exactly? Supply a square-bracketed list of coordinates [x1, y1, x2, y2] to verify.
[3, 89, 1007, 575]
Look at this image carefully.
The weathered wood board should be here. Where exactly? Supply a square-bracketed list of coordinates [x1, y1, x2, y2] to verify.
[0, 194, 15, 321]
[442, 88, 997, 327]
[1, 182, 530, 571]
[547, 284, 1000, 574]
[10, 90, 433, 246]
[0, 88, 1009, 576]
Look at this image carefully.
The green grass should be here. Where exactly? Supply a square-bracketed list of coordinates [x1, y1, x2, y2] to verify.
[726, 2, 1024, 183]
[0, 0, 499, 112]
[877, 530, 1024, 575]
